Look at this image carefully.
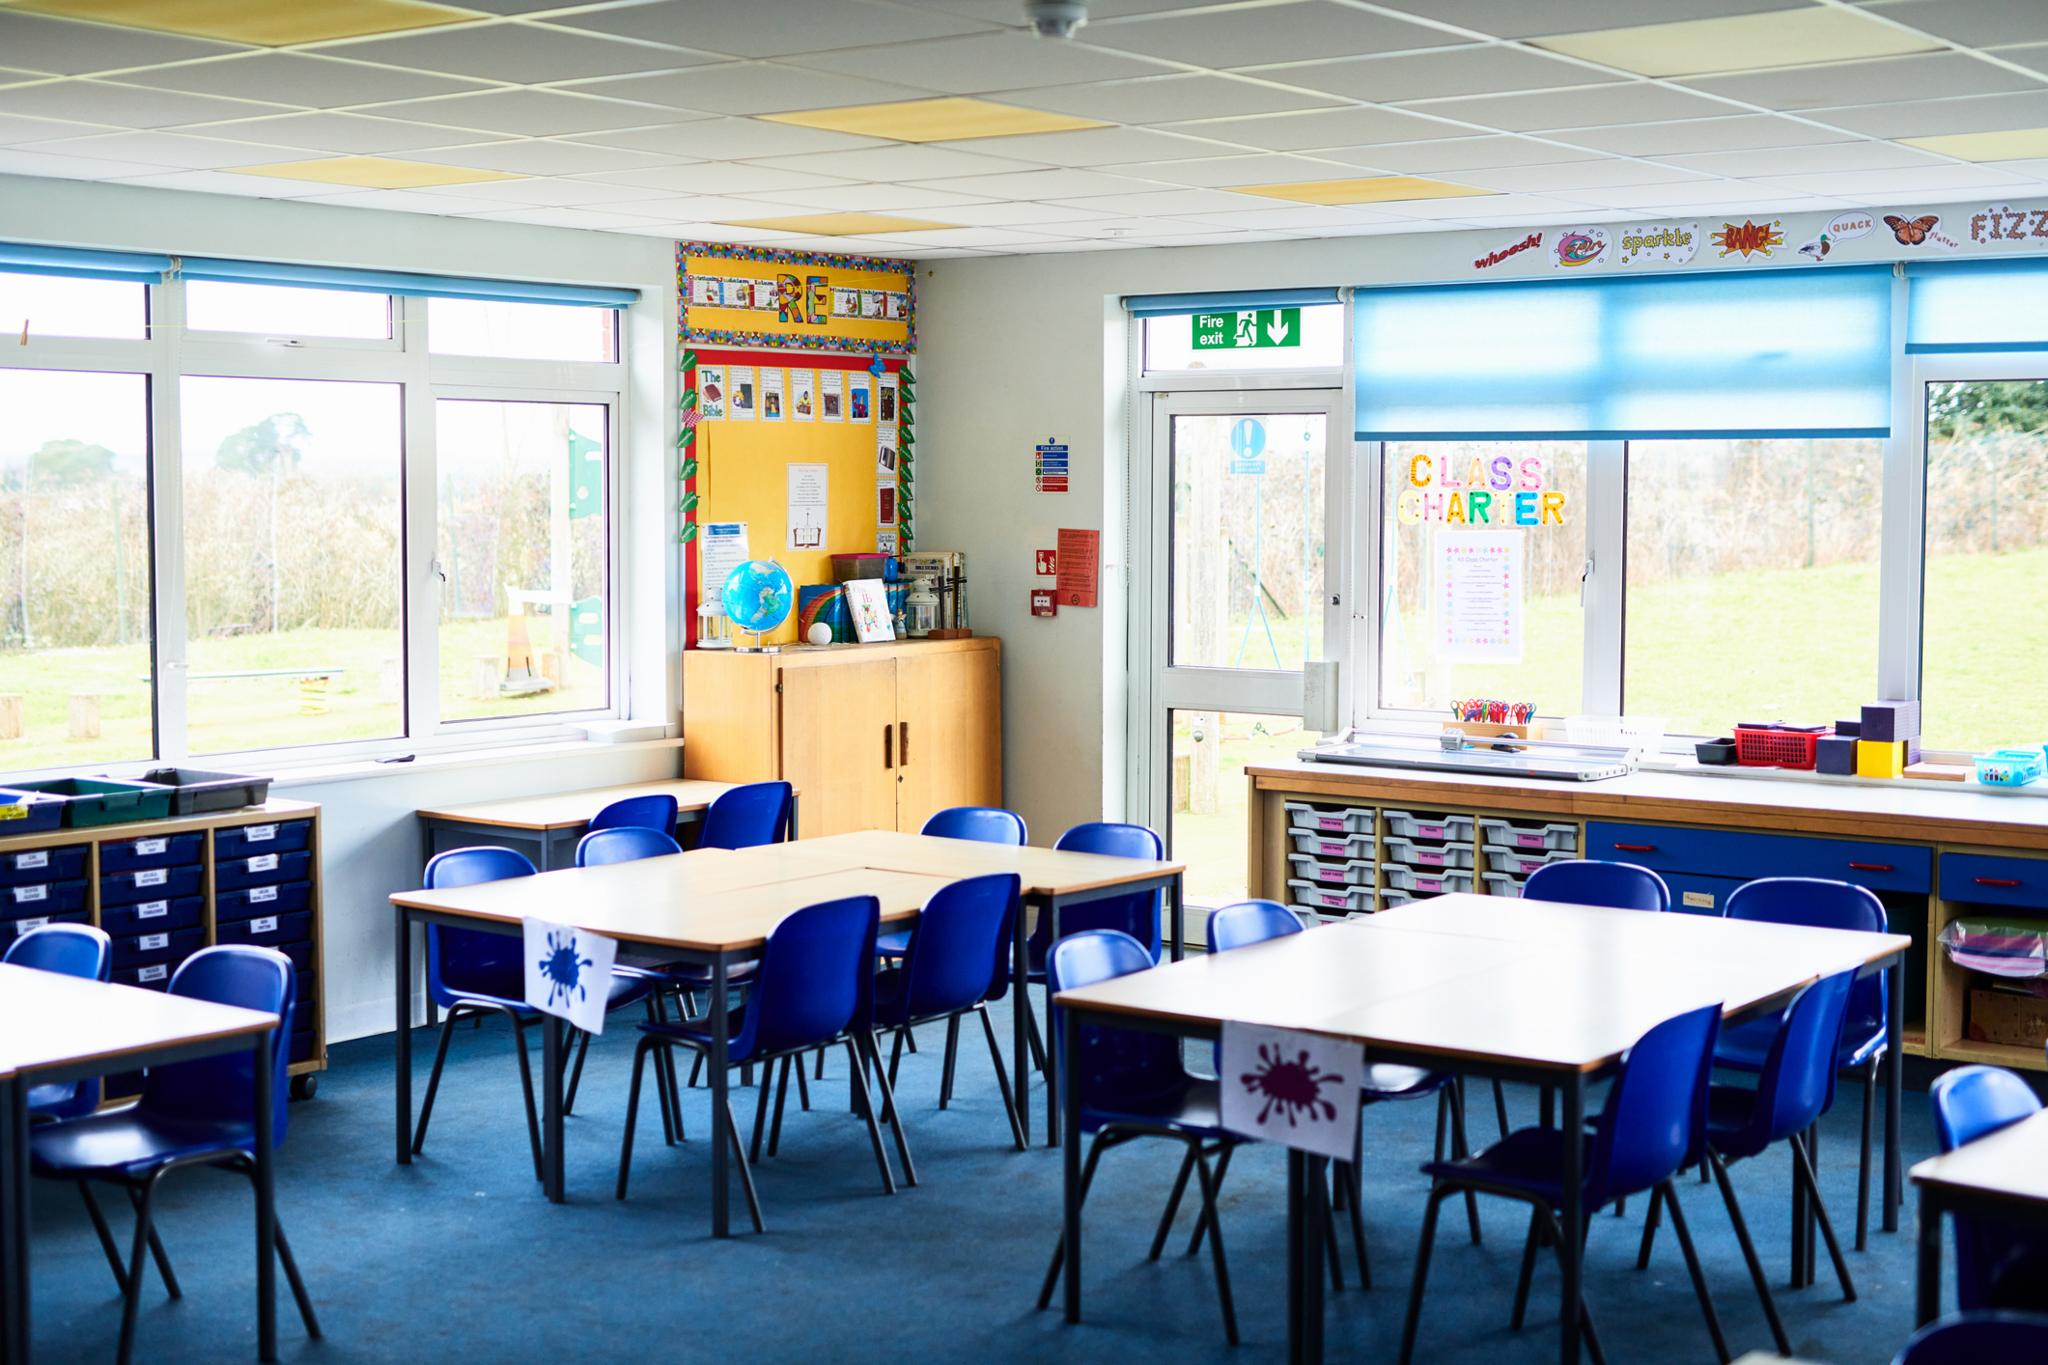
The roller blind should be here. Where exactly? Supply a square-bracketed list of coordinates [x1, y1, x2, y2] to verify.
[176, 257, 638, 308]
[1354, 266, 1893, 440]
[0, 242, 172, 283]
[1906, 259, 2048, 353]
[1127, 286, 1340, 317]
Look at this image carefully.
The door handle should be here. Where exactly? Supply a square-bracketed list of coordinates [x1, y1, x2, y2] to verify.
[899, 721, 909, 767]
[1975, 876, 2022, 888]
[1847, 862, 1894, 873]
[1612, 842, 1656, 853]
[884, 723, 893, 770]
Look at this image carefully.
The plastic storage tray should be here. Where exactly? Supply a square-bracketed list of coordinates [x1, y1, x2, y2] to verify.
[130, 766, 271, 816]
[1379, 887, 1419, 910]
[1382, 864, 1474, 895]
[1733, 724, 1828, 770]
[5, 880, 87, 916]
[216, 910, 312, 948]
[1480, 870, 1529, 898]
[1287, 878, 1374, 916]
[1482, 844, 1580, 878]
[1380, 836, 1476, 871]
[0, 908, 90, 944]
[216, 880, 312, 922]
[1940, 916, 2048, 978]
[216, 848, 312, 891]
[1382, 810, 1475, 843]
[101, 864, 203, 906]
[102, 895, 203, 938]
[1973, 750, 2045, 788]
[8, 777, 172, 827]
[0, 789, 66, 835]
[0, 845, 86, 886]
[1286, 853, 1375, 888]
[1284, 801, 1374, 836]
[1289, 829, 1374, 861]
[111, 926, 204, 970]
[99, 831, 204, 873]
[215, 819, 312, 859]
[1477, 818, 1579, 853]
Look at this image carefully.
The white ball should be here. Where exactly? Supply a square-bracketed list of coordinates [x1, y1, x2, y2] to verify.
[807, 623, 833, 646]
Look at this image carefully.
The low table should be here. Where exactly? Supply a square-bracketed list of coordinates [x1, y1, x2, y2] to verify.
[1911, 1108, 2048, 1324]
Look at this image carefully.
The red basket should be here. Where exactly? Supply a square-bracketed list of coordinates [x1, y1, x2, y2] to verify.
[1733, 725, 1828, 770]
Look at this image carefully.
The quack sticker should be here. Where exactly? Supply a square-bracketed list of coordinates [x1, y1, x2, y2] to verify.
[1551, 226, 1609, 269]
[1797, 210, 1876, 262]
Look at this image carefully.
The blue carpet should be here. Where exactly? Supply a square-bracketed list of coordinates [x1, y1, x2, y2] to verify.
[22, 1002, 1942, 1363]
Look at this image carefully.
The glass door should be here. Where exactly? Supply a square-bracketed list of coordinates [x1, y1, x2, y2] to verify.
[1136, 390, 1346, 931]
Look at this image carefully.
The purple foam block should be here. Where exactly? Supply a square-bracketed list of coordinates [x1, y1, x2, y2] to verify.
[1816, 735, 1860, 776]
[1861, 700, 1920, 743]
[1905, 738, 1923, 766]
[1835, 719, 1862, 738]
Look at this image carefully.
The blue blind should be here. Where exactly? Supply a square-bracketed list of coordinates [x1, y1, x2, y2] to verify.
[1354, 267, 1893, 440]
[0, 242, 171, 283]
[177, 257, 637, 308]
[1128, 286, 1339, 317]
[1906, 260, 2048, 352]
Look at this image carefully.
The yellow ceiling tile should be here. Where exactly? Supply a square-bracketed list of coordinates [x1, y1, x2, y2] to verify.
[1532, 7, 1938, 78]
[226, 156, 521, 189]
[7, 0, 482, 45]
[721, 213, 955, 236]
[1902, 127, 2048, 162]
[1229, 176, 1492, 205]
[761, 97, 1105, 143]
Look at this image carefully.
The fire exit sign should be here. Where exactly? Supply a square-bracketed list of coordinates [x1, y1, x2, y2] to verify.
[1192, 308, 1300, 350]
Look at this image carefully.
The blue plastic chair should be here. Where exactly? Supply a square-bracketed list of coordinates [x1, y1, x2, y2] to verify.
[1033, 929, 1244, 1345]
[1930, 1065, 2046, 1313]
[868, 872, 1025, 1151]
[1522, 859, 1671, 912]
[698, 780, 793, 850]
[1398, 1001, 1728, 1365]
[1893, 1311, 2048, 1363]
[1015, 823, 1165, 1077]
[29, 945, 319, 1365]
[413, 846, 652, 1180]
[876, 806, 1027, 959]
[1716, 877, 1891, 1248]
[5, 922, 112, 1120]
[587, 792, 678, 838]
[617, 894, 908, 1228]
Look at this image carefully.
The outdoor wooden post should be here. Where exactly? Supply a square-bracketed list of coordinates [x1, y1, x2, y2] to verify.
[68, 693, 100, 740]
[0, 694, 21, 740]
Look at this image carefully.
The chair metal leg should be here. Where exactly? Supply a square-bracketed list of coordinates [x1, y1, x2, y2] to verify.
[506, 1015, 545, 1183]
[409, 1010, 461, 1156]
[563, 1028, 591, 1115]
[1148, 1148, 1198, 1261]
[1492, 1078, 1511, 1139]
[977, 1005, 1027, 1151]
[1709, 1150, 1791, 1356]
[1660, 1179, 1731, 1364]
[115, 1173, 163, 1365]
[1191, 1149, 1240, 1346]
[1038, 1133, 1110, 1310]
[865, 1030, 917, 1188]
[815, 1046, 826, 1081]
[719, 1099, 766, 1234]
[123, 1184, 180, 1298]
[939, 1015, 961, 1109]
[1321, 1164, 1345, 1292]
[1186, 1143, 1236, 1256]
[768, 1055, 792, 1158]
[1340, 1161, 1370, 1290]
[616, 1038, 652, 1201]
[1857, 1055, 1876, 1253]
[844, 1039, 897, 1196]
[749, 1059, 773, 1164]
[78, 1183, 131, 1295]
[905, 1025, 918, 1054]
[1397, 1185, 1449, 1365]
[1792, 1132, 1856, 1302]
[1636, 1181, 1663, 1269]
[1451, 1080, 1482, 1245]
[1023, 994, 1047, 1071]
[887, 1027, 906, 1091]
[794, 1053, 811, 1111]
[1511, 1207, 1542, 1330]
[272, 1218, 322, 1339]
[1550, 1209, 1608, 1365]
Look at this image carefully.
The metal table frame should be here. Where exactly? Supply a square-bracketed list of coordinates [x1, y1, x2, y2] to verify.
[416, 799, 764, 874]
[1912, 1121, 2048, 1325]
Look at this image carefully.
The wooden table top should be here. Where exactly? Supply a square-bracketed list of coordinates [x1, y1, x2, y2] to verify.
[415, 779, 738, 831]
[1056, 896, 1909, 1074]
[389, 848, 952, 952]
[783, 829, 1185, 896]
[0, 962, 278, 1076]
[1911, 1110, 2048, 1209]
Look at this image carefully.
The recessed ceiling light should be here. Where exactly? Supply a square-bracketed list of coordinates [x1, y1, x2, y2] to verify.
[1533, 7, 1937, 79]
[227, 156, 520, 189]
[761, 97, 1105, 144]
[1901, 127, 2048, 162]
[720, 213, 957, 236]
[1227, 176, 1491, 205]
[8, 0, 483, 45]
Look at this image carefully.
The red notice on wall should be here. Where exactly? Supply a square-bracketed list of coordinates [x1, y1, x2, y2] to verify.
[1055, 528, 1099, 608]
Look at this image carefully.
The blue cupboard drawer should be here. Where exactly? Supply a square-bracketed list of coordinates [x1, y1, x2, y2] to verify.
[215, 849, 311, 891]
[0, 845, 86, 886]
[99, 831, 205, 873]
[111, 926, 203, 970]
[216, 910, 311, 949]
[1585, 821, 1931, 895]
[4, 879, 87, 915]
[102, 894, 203, 938]
[215, 819, 311, 860]
[216, 880, 310, 923]
[1663, 872, 1746, 917]
[101, 863, 202, 906]
[1942, 852, 2048, 910]
[0, 908, 90, 944]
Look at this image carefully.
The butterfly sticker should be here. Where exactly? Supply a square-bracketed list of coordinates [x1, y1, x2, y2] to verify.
[1885, 214, 1939, 245]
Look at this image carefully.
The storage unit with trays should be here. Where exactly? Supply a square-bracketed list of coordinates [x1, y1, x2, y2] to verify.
[0, 798, 326, 1102]
[1932, 847, 2048, 1070]
[1282, 799, 1376, 922]
[1380, 809, 1477, 903]
[1476, 816, 1582, 898]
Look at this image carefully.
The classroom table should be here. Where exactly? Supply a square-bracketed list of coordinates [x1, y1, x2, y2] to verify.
[0, 963, 283, 1365]
[1051, 895, 1910, 1365]
[415, 779, 755, 872]
[388, 849, 949, 1237]
[772, 829, 1188, 1145]
[1911, 1107, 2048, 1325]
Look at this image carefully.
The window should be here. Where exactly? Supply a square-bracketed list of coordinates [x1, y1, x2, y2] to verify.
[0, 369, 154, 769]
[1625, 439, 1883, 737]
[1922, 379, 2048, 752]
[429, 298, 617, 362]
[179, 377, 405, 753]
[436, 400, 609, 722]
[1379, 442, 1587, 717]
[184, 281, 390, 339]
[0, 272, 146, 340]
[1143, 303, 1343, 372]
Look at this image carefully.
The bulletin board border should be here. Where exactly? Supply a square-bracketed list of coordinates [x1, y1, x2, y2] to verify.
[677, 241, 918, 355]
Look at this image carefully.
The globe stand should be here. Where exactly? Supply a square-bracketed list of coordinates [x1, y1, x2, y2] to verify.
[735, 627, 781, 655]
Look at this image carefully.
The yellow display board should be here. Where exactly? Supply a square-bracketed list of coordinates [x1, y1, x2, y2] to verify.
[680, 242, 914, 356]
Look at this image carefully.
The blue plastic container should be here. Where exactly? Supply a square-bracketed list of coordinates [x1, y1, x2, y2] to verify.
[1974, 749, 2046, 787]
[0, 789, 65, 835]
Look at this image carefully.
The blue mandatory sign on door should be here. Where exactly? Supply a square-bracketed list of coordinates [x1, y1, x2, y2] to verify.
[1229, 417, 1266, 475]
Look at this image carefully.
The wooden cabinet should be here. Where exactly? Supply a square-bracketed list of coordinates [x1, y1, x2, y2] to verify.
[683, 637, 1001, 837]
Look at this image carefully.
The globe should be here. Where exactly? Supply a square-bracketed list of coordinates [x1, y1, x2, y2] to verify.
[720, 559, 794, 643]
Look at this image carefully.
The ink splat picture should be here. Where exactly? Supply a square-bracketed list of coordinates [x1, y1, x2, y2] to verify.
[1219, 1021, 1361, 1159]
[523, 917, 617, 1034]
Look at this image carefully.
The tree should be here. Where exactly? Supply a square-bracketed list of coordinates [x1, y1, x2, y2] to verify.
[216, 413, 309, 631]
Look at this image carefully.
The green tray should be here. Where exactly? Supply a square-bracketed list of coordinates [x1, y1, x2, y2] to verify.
[8, 777, 174, 827]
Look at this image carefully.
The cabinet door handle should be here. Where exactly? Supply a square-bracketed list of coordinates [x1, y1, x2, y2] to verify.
[899, 721, 909, 767]
[884, 723, 893, 770]
[1975, 876, 2023, 888]
[1848, 862, 1894, 873]
[1612, 842, 1656, 853]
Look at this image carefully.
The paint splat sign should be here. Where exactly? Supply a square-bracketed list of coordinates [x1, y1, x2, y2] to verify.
[1712, 219, 1784, 260]
[1220, 1021, 1361, 1159]
[523, 917, 617, 1034]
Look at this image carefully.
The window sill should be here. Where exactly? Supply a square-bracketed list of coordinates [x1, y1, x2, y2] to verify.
[266, 734, 683, 791]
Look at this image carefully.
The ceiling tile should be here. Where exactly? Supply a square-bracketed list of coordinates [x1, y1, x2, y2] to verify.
[0, 11, 244, 75]
[1902, 126, 2048, 162]
[4, 0, 481, 45]
[763, 96, 1102, 141]
[403, 138, 677, 175]
[1552, 114, 1858, 155]
[0, 79, 292, 128]
[1567, 179, 1822, 208]
[562, 64, 930, 116]
[1046, 186, 1277, 216]
[1080, 1, 1459, 68]
[462, 205, 676, 229]
[116, 51, 494, 105]
[1159, 105, 1459, 150]
[227, 154, 521, 188]
[1658, 140, 1948, 176]
[321, 23, 714, 83]
[582, 192, 838, 219]
[661, 222, 804, 243]
[1453, 158, 1711, 192]
[858, 225, 1068, 247]
[1270, 46, 1623, 105]
[302, 187, 504, 213]
[718, 211, 959, 235]
[1227, 174, 1492, 205]
[575, 162, 852, 194]
[182, 110, 495, 153]
[362, 89, 680, 135]
[1989, 45, 2048, 80]
[1810, 90, 2048, 138]
[1368, 0, 1807, 41]
[1617, 193, 1839, 216]
[1749, 163, 2034, 194]
[13, 128, 309, 168]
[928, 125, 1244, 166]
[994, 72, 1341, 124]
[747, 183, 997, 211]
[902, 198, 1105, 225]
[1320, 134, 1605, 173]
[1093, 152, 1369, 187]
[1433, 194, 1616, 223]
[1174, 202, 1404, 229]
[745, 143, 1044, 181]
[454, 0, 584, 13]
[0, 143, 179, 178]
[566, 118, 846, 159]
[108, 166, 352, 194]
[424, 174, 683, 205]
[1533, 8, 1938, 79]
[1861, 0, 2048, 48]
[545, 0, 994, 58]
[786, 30, 1172, 92]
[903, 165, 1175, 199]
[0, 111, 116, 144]
[1404, 82, 1738, 133]
[1679, 52, 2043, 112]
[1032, 215, 1220, 237]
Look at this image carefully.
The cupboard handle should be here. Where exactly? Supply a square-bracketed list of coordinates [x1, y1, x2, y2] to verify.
[884, 724, 893, 770]
[1847, 862, 1893, 873]
[1612, 842, 1656, 853]
[1975, 876, 2023, 888]
[899, 721, 909, 766]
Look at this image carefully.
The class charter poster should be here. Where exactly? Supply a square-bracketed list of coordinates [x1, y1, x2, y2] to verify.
[1434, 530, 1523, 663]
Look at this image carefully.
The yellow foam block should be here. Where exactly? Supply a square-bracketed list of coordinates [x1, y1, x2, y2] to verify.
[1856, 739, 1906, 779]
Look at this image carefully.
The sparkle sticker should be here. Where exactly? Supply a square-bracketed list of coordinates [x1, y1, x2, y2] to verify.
[1712, 219, 1784, 260]
[523, 917, 617, 1034]
[1618, 222, 1698, 267]
[1220, 1021, 1361, 1159]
